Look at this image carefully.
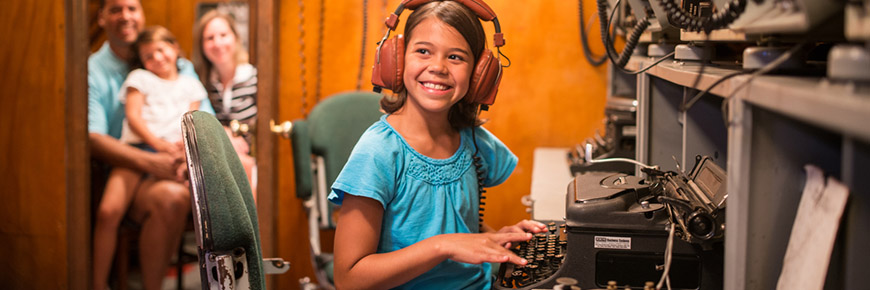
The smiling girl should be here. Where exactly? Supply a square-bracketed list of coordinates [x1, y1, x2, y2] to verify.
[328, 1, 546, 289]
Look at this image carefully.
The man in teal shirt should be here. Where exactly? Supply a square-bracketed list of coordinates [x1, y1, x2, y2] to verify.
[88, 0, 214, 289]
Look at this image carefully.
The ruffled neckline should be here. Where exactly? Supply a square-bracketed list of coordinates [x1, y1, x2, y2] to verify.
[378, 115, 473, 185]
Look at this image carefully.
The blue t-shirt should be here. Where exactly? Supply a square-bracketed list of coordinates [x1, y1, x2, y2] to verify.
[88, 41, 215, 138]
[329, 115, 518, 290]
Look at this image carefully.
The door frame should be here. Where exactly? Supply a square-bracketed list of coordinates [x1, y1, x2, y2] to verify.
[252, 0, 279, 274]
[66, 0, 90, 288]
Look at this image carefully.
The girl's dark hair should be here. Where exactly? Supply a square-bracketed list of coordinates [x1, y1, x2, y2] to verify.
[129, 26, 180, 70]
[379, 0, 487, 129]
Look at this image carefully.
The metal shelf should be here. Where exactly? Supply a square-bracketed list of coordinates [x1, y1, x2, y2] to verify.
[632, 58, 870, 143]
[631, 55, 870, 290]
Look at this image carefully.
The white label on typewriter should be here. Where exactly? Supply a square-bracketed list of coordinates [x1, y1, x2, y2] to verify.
[594, 236, 631, 249]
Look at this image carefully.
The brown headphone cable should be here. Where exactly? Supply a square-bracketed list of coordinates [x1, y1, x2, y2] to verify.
[297, 0, 309, 117]
[356, 0, 370, 91]
[315, 0, 325, 104]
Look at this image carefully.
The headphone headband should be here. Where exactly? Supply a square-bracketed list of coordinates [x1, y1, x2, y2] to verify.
[372, 0, 505, 106]
[384, 0, 504, 47]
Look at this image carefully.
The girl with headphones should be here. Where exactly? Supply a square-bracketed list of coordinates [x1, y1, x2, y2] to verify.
[328, 1, 547, 289]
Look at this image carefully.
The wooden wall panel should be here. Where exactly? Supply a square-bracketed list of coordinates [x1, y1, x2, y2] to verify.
[251, 0, 279, 288]
[275, 1, 609, 288]
[0, 0, 70, 288]
[275, 1, 319, 287]
[69, 0, 91, 288]
[144, 0, 199, 56]
[479, 0, 609, 229]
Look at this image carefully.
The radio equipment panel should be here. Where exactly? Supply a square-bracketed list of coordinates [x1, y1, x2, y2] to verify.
[496, 156, 726, 290]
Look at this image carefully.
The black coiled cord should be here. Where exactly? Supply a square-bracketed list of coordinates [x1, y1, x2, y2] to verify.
[580, 0, 607, 66]
[471, 127, 486, 232]
[616, 17, 651, 68]
[659, 0, 746, 33]
[597, 0, 650, 69]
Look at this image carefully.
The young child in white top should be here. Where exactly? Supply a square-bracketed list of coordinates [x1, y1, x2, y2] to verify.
[119, 26, 206, 153]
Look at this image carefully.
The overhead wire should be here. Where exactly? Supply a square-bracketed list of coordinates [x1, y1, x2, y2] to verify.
[682, 69, 751, 112]
[681, 41, 808, 116]
[681, 33, 711, 112]
[579, 0, 606, 66]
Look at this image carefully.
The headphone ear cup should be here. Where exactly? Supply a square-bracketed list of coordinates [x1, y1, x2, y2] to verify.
[467, 49, 502, 105]
[372, 34, 405, 93]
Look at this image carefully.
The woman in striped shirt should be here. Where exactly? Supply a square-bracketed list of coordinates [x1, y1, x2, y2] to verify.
[194, 10, 257, 197]
[194, 10, 258, 129]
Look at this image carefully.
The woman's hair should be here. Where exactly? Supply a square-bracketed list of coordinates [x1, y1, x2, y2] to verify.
[193, 10, 249, 85]
[380, 0, 487, 129]
[129, 25, 180, 70]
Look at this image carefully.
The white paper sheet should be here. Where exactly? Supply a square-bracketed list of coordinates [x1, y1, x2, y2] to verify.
[776, 165, 850, 290]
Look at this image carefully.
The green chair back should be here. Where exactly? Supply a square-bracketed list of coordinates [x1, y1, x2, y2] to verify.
[182, 111, 264, 290]
[291, 92, 383, 205]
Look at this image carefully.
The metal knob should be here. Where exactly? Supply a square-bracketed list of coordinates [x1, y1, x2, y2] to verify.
[269, 119, 293, 139]
[228, 119, 252, 137]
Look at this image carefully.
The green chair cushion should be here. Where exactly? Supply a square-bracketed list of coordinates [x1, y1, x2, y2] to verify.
[290, 120, 313, 199]
[189, 111, 265, 289]
[308, 92, 383, 189]
[289, 92, 383, 228]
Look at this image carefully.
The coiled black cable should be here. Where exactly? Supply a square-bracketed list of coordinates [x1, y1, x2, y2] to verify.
[659, 0, 746, 33]
[471, 126, 486, 232]
[616, 17, 651, 68]
[597, 0, 650, 69]
[605, 0, 676, 75]
[580, 0, 606, 66]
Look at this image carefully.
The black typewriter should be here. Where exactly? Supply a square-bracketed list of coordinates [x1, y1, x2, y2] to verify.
[495, 156, 726, 290]
[496, 222, 568, 288]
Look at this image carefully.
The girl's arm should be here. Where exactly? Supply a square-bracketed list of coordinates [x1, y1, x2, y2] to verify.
[125, 87, 176, 155]
[333, 194, 533, 290]
[88, 132, 183, 181]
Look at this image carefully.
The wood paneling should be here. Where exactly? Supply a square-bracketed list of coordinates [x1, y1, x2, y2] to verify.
[251, 0, 279, 288]
[477, 0, 609, 229]
[274, 1, 609, 288]
[0, 0, 72, 288]
[68, 0, 91, 288]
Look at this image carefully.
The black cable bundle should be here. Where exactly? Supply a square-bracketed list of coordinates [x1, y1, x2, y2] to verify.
[659, 0, 747, 33]
[597, 0, 651, 69]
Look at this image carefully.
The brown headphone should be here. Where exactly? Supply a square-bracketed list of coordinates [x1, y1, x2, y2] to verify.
[371, 0, 506, 106]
